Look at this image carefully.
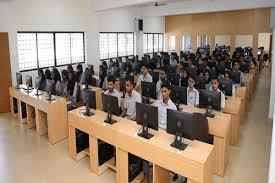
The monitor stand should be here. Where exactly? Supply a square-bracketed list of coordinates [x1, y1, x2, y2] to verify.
[82, 106, 94, 117]
[138, 125, 154, 140]
[46, 92, 55, 102]
[104, 112, 117, 124]
[171, 133, 187, 151]
[34, 89, 43, 96]
[205, 107, 215, 118]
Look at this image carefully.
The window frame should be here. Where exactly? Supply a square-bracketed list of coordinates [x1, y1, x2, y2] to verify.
[143, 33, 164, 54]
[17, 31, 86, 72]
[99, 32, 135, 61]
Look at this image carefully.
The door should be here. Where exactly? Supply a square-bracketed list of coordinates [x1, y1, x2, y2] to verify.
[0, 32, 12, 113]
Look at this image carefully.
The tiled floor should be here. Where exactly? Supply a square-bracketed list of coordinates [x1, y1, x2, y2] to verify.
[0, 68, 272, 183]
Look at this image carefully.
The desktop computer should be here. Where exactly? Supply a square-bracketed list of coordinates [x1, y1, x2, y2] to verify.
[102, 94, 120, 124]
[141, 81, 156, 104]
[136, 103, 158, 139]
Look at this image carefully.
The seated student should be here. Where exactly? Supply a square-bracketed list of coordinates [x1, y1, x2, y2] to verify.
[170, 54, 178, 67]
[232, 62, 245, 85]
[187, 75, 199, 107]
[135, 64, 153, 91]
[121, 77, 141, 120]
[209, 77, 226, 110]
[76, 64, 83, 83]
[156, 69, 167, 99]
[44, 69, 54, 92]
[153, 82, 177, 129]
[104, 75, 121, 106]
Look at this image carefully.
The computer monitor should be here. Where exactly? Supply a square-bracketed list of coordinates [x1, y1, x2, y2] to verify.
[167, 73, 180, 86]
[167, 110, 196, 150]
[136, 102, 158, 139]
[34, 77, 43, 96]
[16, 72, 22, 89]
[25, 75, 33, 94]
[199, 89, 221, 117]
[102, 94, 120, 124]
[82, 89, 96, 116]
[141, 81, 156, 101]
[231, 71, 241, 84]
[171, 86, 187, 106]
[45, 80, 55, 101]
[220, 80, 233, 96]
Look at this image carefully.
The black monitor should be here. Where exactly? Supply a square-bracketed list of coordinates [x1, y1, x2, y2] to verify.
[102, 94, 120, 124]
[171, 86, 187, 106]
[16, 72, 22, 89]
[220, 80, 233, 96]
[231, 71, 241, 84]
[82, 89, 96, 116]
[25, 75, 33, 94]
[167, 110, 196, 150]
[45, 80, 55, 101]
[167, 73, 180, 86]
[151, 71, 159, 83]
[141, 81, 156, 101]
[136, 102, 158, 139]
[199, 89, 221, 117]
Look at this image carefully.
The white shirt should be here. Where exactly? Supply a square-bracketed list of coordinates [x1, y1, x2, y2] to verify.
[104, 89, 121, 107]
[153, 99, 177, 130]
[187, 87, 199, 106]
[123, 90, 142, 120]
[136, 73, 153, 89]
[209, 86, 226, 109]
[156, 80, 162, 99]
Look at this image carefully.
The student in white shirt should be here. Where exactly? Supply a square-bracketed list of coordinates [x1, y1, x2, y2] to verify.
[121, 77, 142, 120]
[135, 65, 153, 92]
[153, 82, 177, 129]
[209, 78, 226, 110]
[187, 76, 199, 107]
[156, 69, 167, 99]
[104, 75, 121, 106]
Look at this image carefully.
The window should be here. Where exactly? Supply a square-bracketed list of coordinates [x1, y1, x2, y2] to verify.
[99, 32, 134, 60]
[197, 34, 209, 48]
[143, 33, 164, 54]
[168, 35, 176, 51]
[181, 35, 192, 51]
[17, 32, 85, 71]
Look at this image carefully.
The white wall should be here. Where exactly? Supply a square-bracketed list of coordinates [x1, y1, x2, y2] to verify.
[0, 0, 93, 85]
[269, 116, 275, 183]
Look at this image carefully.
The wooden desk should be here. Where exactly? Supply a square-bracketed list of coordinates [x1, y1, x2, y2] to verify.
[180, 105, 231, 176]
[68, 109, 214, 183]
[224, 97, 242, 145]
[9, 87, 68, 145]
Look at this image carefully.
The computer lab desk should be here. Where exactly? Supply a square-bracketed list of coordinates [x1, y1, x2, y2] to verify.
[9, 87, 67, 145]
[180, 105, 231, 177]
[68, 108, 214, 183]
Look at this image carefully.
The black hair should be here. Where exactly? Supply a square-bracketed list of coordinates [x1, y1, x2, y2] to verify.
[61, 70, 69, 81]
[76, 64, 83, 73]
[161, 81, 172, 90]
[107, 75, 115, 83]
[125, 76, 134, 85]
[45, 69, 52, 80]
[38, 69, 45, 81]
[67, 64, 74, 73]
[52, 68, 61, 83]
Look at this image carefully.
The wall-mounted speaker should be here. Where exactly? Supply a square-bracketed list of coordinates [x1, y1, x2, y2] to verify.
[138, 19, 143, 31]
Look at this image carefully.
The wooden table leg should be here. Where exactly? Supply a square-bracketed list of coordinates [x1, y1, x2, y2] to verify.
[116, 148, 128, 183]
[26, 105, 35, 129]
[68, 125, 77, 159]
[35, 109, 48, 136]
[153, 164, 169, 183]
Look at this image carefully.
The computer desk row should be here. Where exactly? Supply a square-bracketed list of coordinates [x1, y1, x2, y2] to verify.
[9, 87, 68, 145]
[68, 108, 214, 183]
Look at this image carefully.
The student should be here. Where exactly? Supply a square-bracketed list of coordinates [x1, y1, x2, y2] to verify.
[156, 69, 166, 99]
[51, 68, 61, 84]
[153, 82, 177, 130]
[187, 76, 199, 107]
[56, 70, 69, 97]
[170, 54, 178, 67]
[209, 78, 225, 110]
[121, 77, 142, 120]
[232, 62, 245, 85]
[135, 64, 153, 91]
[104, 75, 121, 106]
[180, 69, 189, 87]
